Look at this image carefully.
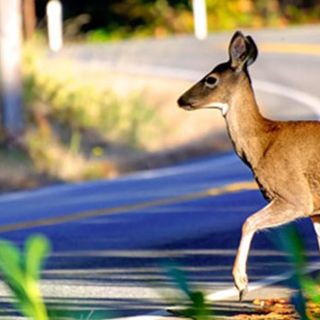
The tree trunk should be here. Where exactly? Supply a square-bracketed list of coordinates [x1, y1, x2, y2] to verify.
[0, 0, 24, 141]
[22, 0, 36, 40]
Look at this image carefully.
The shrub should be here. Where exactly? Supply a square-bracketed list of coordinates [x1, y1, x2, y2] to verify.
[21, 42, 158, 180]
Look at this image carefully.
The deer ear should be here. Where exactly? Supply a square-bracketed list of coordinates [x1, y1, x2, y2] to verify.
[245, 35, 258, 67]
[229, 31, 258, 70]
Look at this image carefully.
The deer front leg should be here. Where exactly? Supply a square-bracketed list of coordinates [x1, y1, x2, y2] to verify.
[311, 215, 320, 251]
[233, 199, 309, 301]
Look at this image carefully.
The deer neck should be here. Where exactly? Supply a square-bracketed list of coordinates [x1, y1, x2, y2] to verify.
[225, 80, 271, 169]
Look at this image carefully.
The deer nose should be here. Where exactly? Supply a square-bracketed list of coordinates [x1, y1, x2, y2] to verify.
[177, 96, 189, 108]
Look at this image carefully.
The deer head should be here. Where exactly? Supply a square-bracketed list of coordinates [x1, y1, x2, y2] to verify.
[177, 31, 258, 116]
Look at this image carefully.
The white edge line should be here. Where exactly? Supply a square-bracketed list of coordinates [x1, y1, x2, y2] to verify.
[110, 261, 320, 320]
[207, 260, 320, 301]
[206, 270, 293, 301]
[110, 311, 170, 320]
[254, 80, 320, 119]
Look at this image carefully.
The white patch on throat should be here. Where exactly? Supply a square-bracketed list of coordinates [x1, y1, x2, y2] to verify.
[203, 102, 229, 116]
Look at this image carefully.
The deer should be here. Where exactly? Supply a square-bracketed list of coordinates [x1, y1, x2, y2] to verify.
[177, 31, 320, 301]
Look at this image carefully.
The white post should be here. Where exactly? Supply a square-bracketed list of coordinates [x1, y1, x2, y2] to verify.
[46, 0, 63, 52]
[192, 0, 208, 40]
[0, 0, 24, 138]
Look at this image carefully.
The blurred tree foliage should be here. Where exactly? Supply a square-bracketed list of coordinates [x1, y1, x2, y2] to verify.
[35, 0, 320, 40]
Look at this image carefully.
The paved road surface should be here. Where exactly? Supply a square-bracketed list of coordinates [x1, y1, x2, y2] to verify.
[0, 154, 318, 318]
[1, 26, 320, 318]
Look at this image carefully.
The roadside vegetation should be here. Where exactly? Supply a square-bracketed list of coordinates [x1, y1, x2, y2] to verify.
[0, 40, 166, 189]
[0, 226, 319, 319]
[0, 38, 227, 192]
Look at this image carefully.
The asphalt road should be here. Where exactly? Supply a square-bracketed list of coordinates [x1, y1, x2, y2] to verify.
[0, 154, 318, 316]
[61, 25, 320, 120]
[1, 26, 320, 318]
[1, 154, 318, 319]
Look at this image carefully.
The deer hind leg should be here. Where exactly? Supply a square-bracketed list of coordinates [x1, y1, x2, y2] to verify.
[311, 215, 320, 251]
[233, 199, 309, 300]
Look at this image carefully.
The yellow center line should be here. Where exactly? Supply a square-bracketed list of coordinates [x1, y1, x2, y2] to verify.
[218, 42, 320, 56]
[0, 181, 258, 234]
[260, 43, 320, 56]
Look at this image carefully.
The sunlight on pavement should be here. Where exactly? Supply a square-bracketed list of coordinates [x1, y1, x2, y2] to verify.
[207, 181, 258, 196]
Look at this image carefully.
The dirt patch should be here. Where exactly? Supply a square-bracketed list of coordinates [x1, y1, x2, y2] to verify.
[0, 148, 61, 193]
[230, 298, 320, 319]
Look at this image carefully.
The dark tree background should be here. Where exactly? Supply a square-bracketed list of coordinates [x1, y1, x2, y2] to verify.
[35, 0, 190, 32]
[29, 0, 320, 37]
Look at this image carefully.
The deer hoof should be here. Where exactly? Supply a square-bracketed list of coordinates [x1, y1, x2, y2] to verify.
[239, 286, 248, 301]
[233, 270, 248, 300]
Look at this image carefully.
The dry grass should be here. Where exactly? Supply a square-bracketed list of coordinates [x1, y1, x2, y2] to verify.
[73, 66, 228, 151]
[0, 45, 231, 192]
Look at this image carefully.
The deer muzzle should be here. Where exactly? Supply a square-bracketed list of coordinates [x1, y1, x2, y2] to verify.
[177, 96, 196, 111]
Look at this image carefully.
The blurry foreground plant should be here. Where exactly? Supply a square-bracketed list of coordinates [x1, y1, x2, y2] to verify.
[165, 264, 213, 320]
[0, 235, 109, 319]
[0, 235, 50, 320]
[279, 225, 320, 320]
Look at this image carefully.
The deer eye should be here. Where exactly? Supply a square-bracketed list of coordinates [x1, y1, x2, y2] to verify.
[205, 76, 218, 88]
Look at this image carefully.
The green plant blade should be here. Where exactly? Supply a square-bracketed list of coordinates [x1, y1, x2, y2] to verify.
[0, 240, 25, 285]
[25, 235, 50, 280]
[279, 225, 306, 270]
